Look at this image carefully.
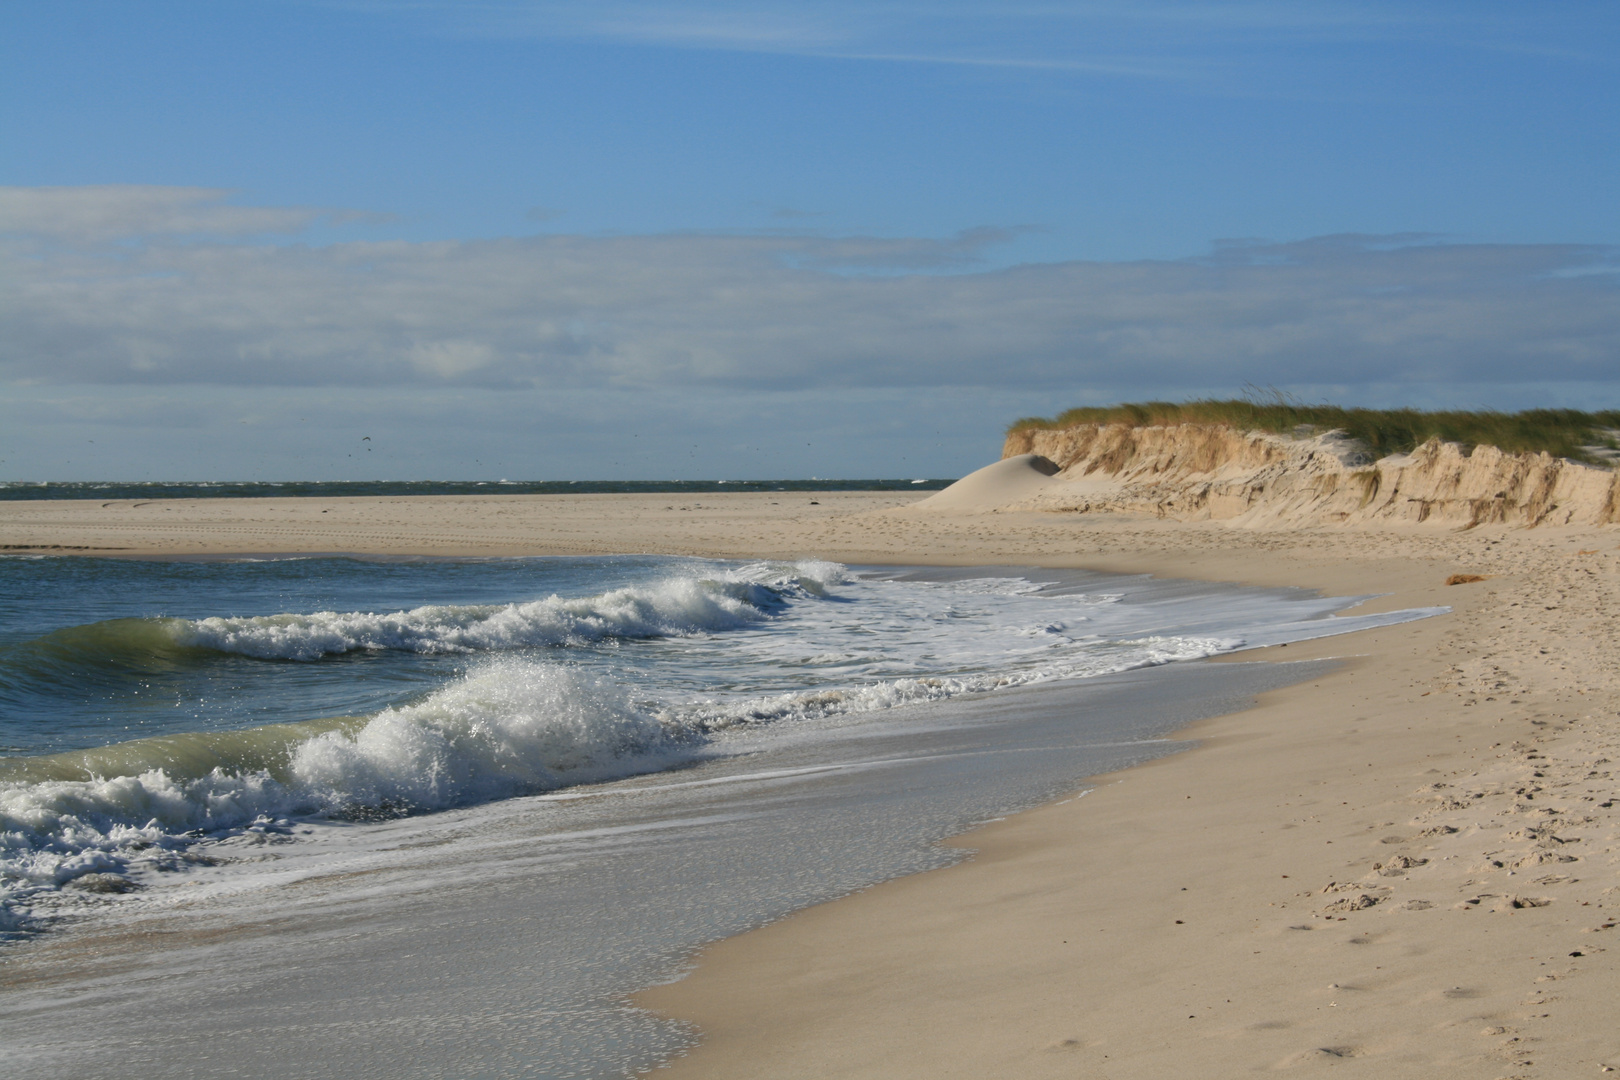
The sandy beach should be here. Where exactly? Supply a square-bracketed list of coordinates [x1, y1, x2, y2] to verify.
[3, 490, 1617, 1077]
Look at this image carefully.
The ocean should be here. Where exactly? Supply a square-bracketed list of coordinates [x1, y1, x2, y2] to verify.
[0, 479, 952, 502]
[0, 554, 1443, 1078]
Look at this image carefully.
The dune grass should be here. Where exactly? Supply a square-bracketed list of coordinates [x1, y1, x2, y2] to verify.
[1007, 399, 1620, 465]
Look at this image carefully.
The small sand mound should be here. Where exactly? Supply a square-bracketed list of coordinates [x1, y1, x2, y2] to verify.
[904, 454, 1060, 513]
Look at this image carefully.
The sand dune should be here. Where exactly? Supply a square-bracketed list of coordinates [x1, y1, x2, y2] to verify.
[957, 422, 1620, 528]
[900, 453, 1060, 512]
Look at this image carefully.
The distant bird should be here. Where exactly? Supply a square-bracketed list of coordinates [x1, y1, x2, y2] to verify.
[362, 436, 371, 441]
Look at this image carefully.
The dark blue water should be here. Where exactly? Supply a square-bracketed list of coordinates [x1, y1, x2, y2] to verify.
[0, 479, 952, 502]
[0, 554, 695, 755]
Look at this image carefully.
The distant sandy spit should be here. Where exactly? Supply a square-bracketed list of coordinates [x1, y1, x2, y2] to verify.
[5, 490, 1619, 1076]
[0, 491, 919, 560]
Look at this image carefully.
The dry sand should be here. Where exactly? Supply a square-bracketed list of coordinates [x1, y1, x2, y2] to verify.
[3, 491, 1617, 1077]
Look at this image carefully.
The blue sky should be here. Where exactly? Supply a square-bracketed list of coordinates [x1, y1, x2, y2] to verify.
[2, 1, 1618, 480]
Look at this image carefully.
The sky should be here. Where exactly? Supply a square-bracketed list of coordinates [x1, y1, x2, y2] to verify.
[2, 1, 1617, 481]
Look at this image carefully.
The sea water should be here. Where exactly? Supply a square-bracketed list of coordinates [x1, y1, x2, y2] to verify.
[0, 479, 951, 502]
[0, 555, 1443, 1078]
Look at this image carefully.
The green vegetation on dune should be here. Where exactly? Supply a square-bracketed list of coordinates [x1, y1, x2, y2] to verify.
[1007, 400, 1620, 465]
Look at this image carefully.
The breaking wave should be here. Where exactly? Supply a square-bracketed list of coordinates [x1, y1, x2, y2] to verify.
[0, 561, 849, 683]
[1, 661, 690, 933]
[0, 628, 1234, 934]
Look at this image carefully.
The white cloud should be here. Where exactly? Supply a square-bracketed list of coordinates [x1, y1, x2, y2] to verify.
[0, 186, 339, 243]
[3, 187, 1617, 401]
[325, 1, 1600, 76]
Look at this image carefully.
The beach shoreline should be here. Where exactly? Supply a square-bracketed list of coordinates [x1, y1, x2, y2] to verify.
[3, 492, 1617, 1076]
[639, 536, 1620, 1079]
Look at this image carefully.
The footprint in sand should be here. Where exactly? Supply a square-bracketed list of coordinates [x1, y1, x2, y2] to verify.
[1041, 1038, 1098, 1053]
[1495, 895, 1553, 911]
[1279, 1046, 1367, 1066]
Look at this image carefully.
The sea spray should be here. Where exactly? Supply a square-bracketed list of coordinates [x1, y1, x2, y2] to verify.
[288, 661, 687, 809]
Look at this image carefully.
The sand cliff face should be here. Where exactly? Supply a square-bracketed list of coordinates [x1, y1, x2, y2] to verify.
[991, 423, 1620, 528]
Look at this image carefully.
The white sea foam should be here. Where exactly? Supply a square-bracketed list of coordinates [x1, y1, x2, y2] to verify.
[1, 624, 1194, 931]
[671, 634, 1229, 731]
[287, 661, 686, 807]
[174, 560, 846, 660]
[0, 663, 688, 932]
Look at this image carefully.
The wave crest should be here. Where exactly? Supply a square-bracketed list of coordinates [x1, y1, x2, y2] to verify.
[193, 561, 845, 662]
[289, 661, 683, 807]
[0, 662, 688, 934]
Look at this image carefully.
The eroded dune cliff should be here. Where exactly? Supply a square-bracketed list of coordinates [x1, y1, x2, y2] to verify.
[926, 423, 1620, 528]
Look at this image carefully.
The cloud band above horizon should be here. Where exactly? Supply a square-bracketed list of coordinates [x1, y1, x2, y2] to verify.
[5, 187, 1616, 402]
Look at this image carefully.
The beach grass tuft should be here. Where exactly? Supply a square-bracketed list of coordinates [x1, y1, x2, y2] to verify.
[1007, 397, 1620, 465]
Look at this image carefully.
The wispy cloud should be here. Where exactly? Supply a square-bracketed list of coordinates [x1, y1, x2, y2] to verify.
[5, 187, 1616, 400]
[317, 1, 1604, 77]
[0, 186, 379, 244]
[818, 51, 1191, 79]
